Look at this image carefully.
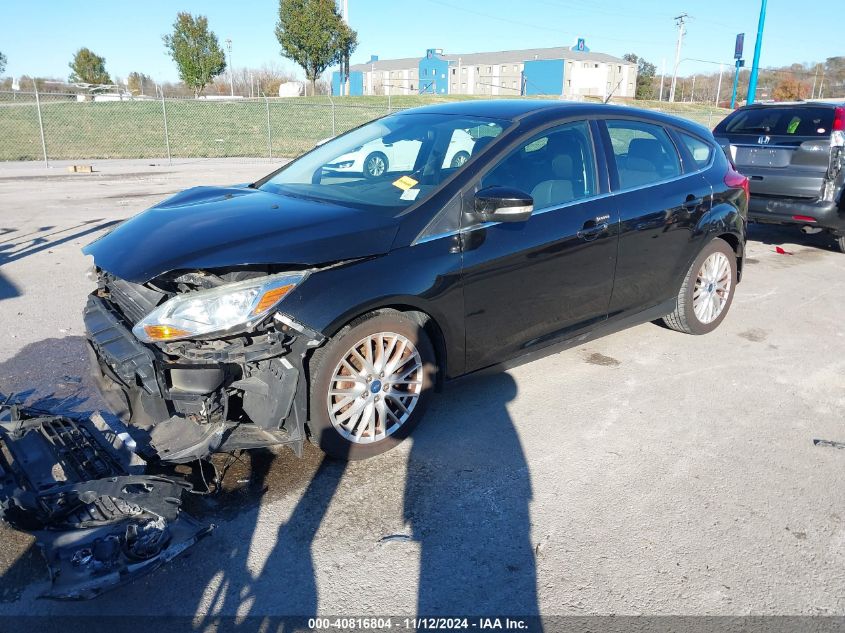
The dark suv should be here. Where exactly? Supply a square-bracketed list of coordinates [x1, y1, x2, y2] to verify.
[713, 101, 845, 251]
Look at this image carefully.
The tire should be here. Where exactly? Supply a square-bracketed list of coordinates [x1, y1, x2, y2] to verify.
[835, 234, 845, 254]
[662, 238, 737, 335]
[307, 312, 436, 460]
[363, 152, 388, 179]
[450, 151, 470, 168]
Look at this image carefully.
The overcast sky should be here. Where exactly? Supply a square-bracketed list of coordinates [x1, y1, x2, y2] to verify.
[1, 0, 835, 84]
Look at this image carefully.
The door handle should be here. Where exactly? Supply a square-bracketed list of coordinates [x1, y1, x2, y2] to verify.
[576, 222, 608, 240]
[683, 195, 703, 209]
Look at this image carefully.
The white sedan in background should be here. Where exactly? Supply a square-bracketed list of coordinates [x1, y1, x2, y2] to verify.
[324, 129, 477, 178]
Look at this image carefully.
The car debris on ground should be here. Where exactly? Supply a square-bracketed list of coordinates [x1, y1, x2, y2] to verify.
[0, 395, 213, 600]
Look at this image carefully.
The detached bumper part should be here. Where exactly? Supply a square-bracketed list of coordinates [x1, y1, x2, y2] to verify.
[0, 403, 212, 600]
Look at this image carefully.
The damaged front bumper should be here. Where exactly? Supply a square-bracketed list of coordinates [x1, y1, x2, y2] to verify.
[83, 291, 324, 463]
[0, 401, 212, 600]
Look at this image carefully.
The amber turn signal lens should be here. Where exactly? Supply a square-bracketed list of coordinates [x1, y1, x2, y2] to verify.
[143, 325, 192, 341]
[251, 284, 294, 316]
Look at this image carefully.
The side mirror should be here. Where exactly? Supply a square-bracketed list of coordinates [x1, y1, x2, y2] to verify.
[474, 186, 534, 223]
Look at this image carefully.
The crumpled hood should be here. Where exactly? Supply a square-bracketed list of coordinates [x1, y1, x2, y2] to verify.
[84, 185, 401, 283]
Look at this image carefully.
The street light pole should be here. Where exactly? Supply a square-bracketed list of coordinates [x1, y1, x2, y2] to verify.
[745, 0, 767, 105]
[225, 38, 234, 97]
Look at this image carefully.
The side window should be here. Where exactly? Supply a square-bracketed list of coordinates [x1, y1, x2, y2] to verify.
[480, 121, 597, 211]
[605, 120, 681, 190]
[678, 132, 713, 170]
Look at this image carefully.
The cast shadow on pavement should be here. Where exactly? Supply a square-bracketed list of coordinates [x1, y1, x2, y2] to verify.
[0, 329, 541, 625]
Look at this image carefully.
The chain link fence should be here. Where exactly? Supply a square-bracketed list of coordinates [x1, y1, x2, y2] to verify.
[0, 91, 400, 164]
[0, 90, 732, 165]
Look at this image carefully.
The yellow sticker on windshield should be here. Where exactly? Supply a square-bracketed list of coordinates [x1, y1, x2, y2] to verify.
[392, 175, 419, 190]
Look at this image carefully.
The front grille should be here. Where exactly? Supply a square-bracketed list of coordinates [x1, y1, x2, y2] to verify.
[102, 274, 165, 325]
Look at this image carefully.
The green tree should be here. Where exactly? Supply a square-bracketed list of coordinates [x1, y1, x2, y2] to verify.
[127, 71, 152, 95]
[163, 12, 226, 97]
[69, 47, 111, 85]
[0, 51, 6, 75]
[623, 53, 657, 100]
[337, 22, 358, 95]
[275, 0, 356, 96]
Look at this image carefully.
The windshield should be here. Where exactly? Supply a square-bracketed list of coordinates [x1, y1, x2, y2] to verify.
[258, 113, 508, 211]
[716, 106, 835, 137]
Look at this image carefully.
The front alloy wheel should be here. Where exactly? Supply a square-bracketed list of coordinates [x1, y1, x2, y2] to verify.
[363, 152, 388, 179]
[308, 312, 436, 459]
[327, 332, 424, 444]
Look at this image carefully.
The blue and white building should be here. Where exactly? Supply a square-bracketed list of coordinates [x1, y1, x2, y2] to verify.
[332, 42, 637, 99]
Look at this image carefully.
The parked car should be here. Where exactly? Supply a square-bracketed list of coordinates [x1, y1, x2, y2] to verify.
[713, 101, 845, 251]
[83, 101, 748, 462]
[323, 128, 477, 178]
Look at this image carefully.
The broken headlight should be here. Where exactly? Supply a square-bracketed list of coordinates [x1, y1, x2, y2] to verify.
[133, 271, 308, 343]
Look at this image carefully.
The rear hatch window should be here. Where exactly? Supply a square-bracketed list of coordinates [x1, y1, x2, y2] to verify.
[714, 106, 838, 199]
[715, 107, 835, 137]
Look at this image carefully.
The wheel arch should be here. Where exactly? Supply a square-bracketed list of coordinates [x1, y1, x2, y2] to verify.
[313, 301, 451, 389]
[714, 232, 744, 282]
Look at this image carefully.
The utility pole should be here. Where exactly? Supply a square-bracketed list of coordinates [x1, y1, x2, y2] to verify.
[669, 13, 688, 102]
[715, 63, 724, 104]
[225, 38, 234, 97]
[659, 58, 666, 101]
[341, 0, 350, 96]
[745, 0, 767, 105]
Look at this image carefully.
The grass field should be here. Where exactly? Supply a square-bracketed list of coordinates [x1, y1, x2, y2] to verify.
[0, 93, 731, 162]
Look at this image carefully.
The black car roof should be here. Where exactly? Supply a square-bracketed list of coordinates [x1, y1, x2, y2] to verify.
[393, 99, 713, 136]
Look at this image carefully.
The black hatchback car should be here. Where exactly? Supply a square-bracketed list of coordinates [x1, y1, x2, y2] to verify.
[83, 101, 748, 462]
[713, 101, 845, 251]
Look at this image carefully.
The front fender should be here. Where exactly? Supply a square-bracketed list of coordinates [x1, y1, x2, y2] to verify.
[280, 241, 466, 378]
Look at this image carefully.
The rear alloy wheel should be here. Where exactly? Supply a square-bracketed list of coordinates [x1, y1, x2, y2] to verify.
[835, 234, 845, 254]
[363, 151, 388, 179]
[307, 312, 436, 459]
[450, 151, 470, 168]
[662, 238, 737, 335]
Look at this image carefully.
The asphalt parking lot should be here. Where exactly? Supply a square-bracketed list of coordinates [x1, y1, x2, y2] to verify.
[0, 159, 843, 618]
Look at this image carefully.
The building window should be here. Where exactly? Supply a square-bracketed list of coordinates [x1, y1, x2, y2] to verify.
[462, 82, 467, 89]
[617, 65, 622, 72]
[594, 63, 599, 68]
[451, 68, 456, 75]
[487, 66, 492, 73]
[410, 83, 415, 90]
[584, 62, 589, 68]
[461, 67, 467, 73]
[441, 73, 446, 78]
